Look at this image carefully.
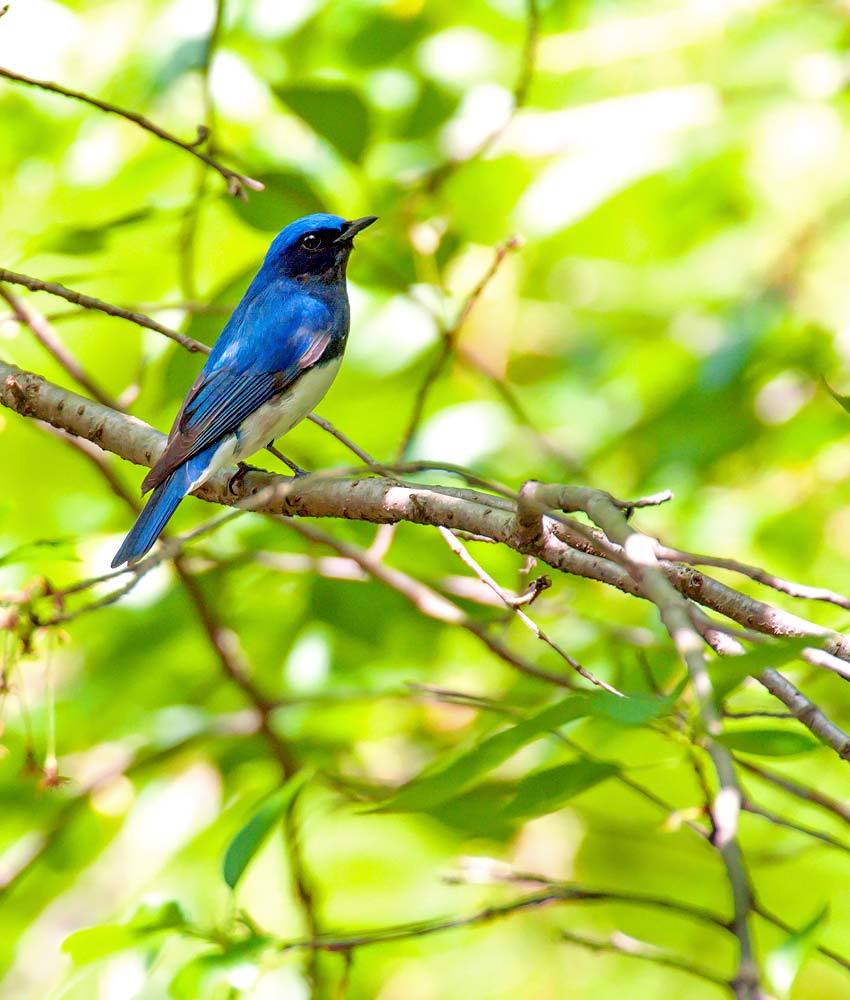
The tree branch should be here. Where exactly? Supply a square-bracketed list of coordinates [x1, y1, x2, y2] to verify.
[0, 66, 262, 198]
[3, 359, 850, 767]
[396, 236, 521, 457]
[0, 268, 206, 353]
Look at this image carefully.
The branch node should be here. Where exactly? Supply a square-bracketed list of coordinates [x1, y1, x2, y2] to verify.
[514, 479, 544, 548]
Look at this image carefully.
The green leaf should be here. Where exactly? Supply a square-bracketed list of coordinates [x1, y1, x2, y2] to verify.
[62, 926, 137, 965]
[443, 157, 534, 243]
[708, 637, 811, 705]
[169, 937, 269, 1000]
[63, 900, 187, 965]
[347, 13, 427, 66]
[398, 81, 458, 139]
[502, 759, 619, 820]
[766, 906, 828, 998]
[428, 783, 517, 838]
[127, 899, 187, 933]
[373, 696, 594, 813]
[374, 689, 673, 814]
[37, 208, 153, 256]
[0, 537, 78, 567]
[591, 686, 683, 725]
[229, 170, 323, 233]
[716, 728, 820, 756]
[222, 771, 310, 889]
[274, 84, 371, 162]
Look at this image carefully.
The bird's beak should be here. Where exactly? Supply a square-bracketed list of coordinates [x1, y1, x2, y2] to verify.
[335, 215, 378, 243]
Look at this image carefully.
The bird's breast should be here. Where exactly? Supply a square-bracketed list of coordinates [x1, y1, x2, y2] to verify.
[234, 356, 343, 460]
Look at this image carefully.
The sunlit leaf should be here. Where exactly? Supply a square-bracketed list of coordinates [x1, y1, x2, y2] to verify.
[62, 900, 187, 965]
[274, 84, 371, 162]
[766, 906, 828, 998]
[716, 729, 820, 756]
[62, 925, 137, 965]
[374, 690, 674, 813]
[708, 637, 811, 705]
[229, 171, 323, 233]
[0, 537, 78, 567]
[169, 937, 269, 1000]
[223, 771, 310, 889]
[501, 759, 618, 820]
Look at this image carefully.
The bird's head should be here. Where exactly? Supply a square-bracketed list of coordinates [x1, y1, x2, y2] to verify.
[264, 212, 377, 282]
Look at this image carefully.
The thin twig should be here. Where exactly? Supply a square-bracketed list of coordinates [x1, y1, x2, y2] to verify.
[742, 799, 850, 855]
[0, 268, 206, 352]
[270, 881, 725, 965]
[418, 0, 541, 193]
[0, 286, 119, 408]
[735, 757, 850, 825]
[0, 66, 262, 198]
[559, 928, 732, 991]
[396, 237, 522, 458]
[437, 526, 621, 694]
[278, 518, 579, 690]
[660, 546, 850, 610]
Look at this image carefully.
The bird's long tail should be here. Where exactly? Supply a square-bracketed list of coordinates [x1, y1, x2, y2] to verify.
[111, 449, 216, 568]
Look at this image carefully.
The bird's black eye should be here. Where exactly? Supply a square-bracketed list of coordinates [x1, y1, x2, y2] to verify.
[300, 232, 323, 252]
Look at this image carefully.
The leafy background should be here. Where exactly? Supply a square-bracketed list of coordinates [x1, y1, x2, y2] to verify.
[2, 0, 850, 997]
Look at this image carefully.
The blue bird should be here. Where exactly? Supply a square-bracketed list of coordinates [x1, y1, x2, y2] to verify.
[111, 212, 377, 568]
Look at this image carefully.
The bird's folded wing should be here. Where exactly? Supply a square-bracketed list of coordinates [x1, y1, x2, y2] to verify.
[141, 330, 332, 493]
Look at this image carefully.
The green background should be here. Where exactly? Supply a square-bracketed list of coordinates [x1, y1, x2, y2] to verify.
[1, 0, 850, 997]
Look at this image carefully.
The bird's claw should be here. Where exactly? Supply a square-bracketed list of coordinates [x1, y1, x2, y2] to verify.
[228, 461, 260, 494]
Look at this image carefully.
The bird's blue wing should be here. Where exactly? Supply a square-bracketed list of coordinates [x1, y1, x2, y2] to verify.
[141, 287, 334, 493]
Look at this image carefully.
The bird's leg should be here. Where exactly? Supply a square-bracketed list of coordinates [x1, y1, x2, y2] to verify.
[266, 443, 309, 478]
[228, 461, 262, 494]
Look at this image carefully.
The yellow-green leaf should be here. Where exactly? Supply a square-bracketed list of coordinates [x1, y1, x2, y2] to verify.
[223, 771, 311, 889]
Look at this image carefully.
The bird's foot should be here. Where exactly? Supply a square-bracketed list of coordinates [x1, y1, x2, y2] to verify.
[228, 461, 262, 494]
[266, 443, 309, 478]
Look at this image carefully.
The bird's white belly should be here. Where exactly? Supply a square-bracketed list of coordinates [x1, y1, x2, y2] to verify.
[236, 356, 343, 458]
[198, 357, 342, 487]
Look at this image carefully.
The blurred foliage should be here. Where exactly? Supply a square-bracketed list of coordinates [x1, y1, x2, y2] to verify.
[2, 0, 850, 998]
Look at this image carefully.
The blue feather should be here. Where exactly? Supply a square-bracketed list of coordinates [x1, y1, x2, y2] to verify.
[111, 447, 218, 568]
